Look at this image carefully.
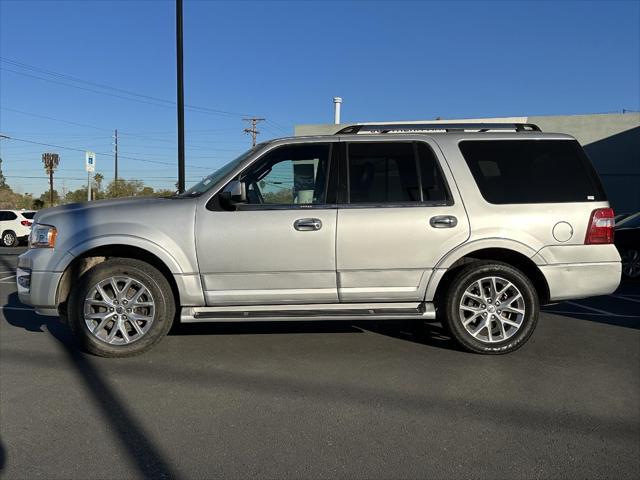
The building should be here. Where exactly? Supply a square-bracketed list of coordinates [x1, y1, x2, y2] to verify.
[295, 112, 640, 212]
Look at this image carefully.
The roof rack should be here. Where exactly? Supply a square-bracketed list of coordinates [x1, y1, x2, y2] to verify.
[335, 123, 542, 135]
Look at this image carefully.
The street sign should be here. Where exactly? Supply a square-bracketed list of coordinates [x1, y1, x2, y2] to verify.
[85, 151, 96, 173]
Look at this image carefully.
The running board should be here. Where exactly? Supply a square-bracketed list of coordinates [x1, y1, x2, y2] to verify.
[180, 302, 436, 323]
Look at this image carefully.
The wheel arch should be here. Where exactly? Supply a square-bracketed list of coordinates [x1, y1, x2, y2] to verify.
[429, 245, 550, 306]
[56, 244, 181, 317]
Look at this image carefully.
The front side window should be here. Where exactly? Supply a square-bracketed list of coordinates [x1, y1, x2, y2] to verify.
[346, 142, 450, 204]
[241, 144, 331, 206]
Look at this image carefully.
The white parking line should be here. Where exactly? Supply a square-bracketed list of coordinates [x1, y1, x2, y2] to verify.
[0, 274, 16, 282]
[2, 306, 34, 311]
[612, 295, 640, 304]
[545, 309, 640, 318]
[564, 301, 617, 316]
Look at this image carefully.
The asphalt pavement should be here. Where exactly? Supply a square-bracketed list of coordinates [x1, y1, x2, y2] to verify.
[0, 247, 638, 479]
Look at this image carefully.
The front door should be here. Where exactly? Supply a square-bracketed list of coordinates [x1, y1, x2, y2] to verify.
[336, 139, 470, 302]
[195, 142, 339, 305]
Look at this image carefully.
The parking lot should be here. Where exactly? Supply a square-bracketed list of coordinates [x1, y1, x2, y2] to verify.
[0, 247, 638, 479]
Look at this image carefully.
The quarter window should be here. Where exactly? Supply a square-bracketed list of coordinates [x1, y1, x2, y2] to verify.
[459, 140, 607, 204]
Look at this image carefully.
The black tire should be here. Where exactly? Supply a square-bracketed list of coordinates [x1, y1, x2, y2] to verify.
[621, 249, 640, 279]
[67, 258, 175, 357]
[441, 261, 539, 354]
[1, 230, 17, 247]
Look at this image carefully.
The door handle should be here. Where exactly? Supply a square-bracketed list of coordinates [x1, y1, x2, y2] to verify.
[430, 215, 458, 228]
[294, 218, 322, 231]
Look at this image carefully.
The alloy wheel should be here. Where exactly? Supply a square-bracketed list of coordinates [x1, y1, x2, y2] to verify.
[3, 233, 15, 246]
[458, 276, 526, 343]
[84, 276, 156, 345]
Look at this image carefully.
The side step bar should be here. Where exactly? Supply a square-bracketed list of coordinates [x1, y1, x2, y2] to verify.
[180, 302, 436, 323]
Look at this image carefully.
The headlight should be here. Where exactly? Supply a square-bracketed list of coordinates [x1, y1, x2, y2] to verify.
[29, 224, 57, 248]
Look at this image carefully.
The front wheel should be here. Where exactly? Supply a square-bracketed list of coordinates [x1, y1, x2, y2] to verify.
[442, 262, 539, 354]
[68, 258, 175, 357]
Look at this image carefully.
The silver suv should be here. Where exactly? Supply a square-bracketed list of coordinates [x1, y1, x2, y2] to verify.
[17, 123, 621, 357]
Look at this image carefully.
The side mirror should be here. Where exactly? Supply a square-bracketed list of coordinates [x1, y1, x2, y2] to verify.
[220, 180, 247, 205]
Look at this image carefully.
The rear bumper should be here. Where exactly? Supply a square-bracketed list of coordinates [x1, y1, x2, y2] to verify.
[540, 261, 621, 302]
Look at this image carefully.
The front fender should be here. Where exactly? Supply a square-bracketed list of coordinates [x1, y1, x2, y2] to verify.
[64, 234, 188, 274]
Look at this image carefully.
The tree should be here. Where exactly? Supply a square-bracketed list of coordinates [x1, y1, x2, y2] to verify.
[94, 173, 104, 194]
[65, 187, 89, 204]
[0, 157, 7, 190]
[154, 189, 176, 197]
[39, 189, 59, 208]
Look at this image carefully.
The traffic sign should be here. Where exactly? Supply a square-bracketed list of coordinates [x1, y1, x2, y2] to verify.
[85, 151, 96, 173]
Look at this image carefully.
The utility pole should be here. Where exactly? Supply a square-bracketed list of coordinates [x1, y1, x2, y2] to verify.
[114, 129, 118, 196]
[243, 117, 265, 147]
[42, 153, 60, 206]
[176, 0, 186, 193]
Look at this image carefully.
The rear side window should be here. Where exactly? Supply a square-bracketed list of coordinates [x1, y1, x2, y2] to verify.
[417, 143, 449, 203]
[459, 140, 606, 204]
[0, 211, 17, 221]
[346, 142, 450, 204]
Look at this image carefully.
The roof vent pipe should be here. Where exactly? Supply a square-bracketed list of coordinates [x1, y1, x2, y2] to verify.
[333, 97, 342, 125]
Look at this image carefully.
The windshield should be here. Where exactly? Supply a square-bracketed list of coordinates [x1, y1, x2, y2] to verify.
[177, 144, 264, 197]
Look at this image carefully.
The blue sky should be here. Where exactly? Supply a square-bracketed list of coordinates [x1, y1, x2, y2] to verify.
[1, 0, 638, 196]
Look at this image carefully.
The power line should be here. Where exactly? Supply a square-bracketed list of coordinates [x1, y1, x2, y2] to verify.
[1, 57, 259, 118]
[1, 107, 240, 152]
[2, 135, 213, 170]
[265, 119, 290, 135]
[0, 106, 112, 132]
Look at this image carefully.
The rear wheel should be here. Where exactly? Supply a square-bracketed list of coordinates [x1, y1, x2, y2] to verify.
[2, 231, 17, 247]
[68, 258, 175, 357]
[442, 262, 539, 354]
[621, 249, 640, 279]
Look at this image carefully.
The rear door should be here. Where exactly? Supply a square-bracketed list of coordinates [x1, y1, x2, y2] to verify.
[335, 138, 470, 302]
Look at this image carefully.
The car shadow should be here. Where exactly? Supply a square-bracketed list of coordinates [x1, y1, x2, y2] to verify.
[2, 293, 180, 480]
[3, 288, 460, 352]
[170, 318, 462, 351]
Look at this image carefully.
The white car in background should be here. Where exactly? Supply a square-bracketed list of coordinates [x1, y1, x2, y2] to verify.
[0, 210, 36, 247]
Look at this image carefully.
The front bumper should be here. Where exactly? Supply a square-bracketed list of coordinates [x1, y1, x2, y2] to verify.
[540, 261, 622, 302]
[17, 267, 63, 316]
[17, 249, 69, 316]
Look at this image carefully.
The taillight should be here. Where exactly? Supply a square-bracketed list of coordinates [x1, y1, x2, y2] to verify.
[585, 208, 615, 244]
[21, 220, 32, 227]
